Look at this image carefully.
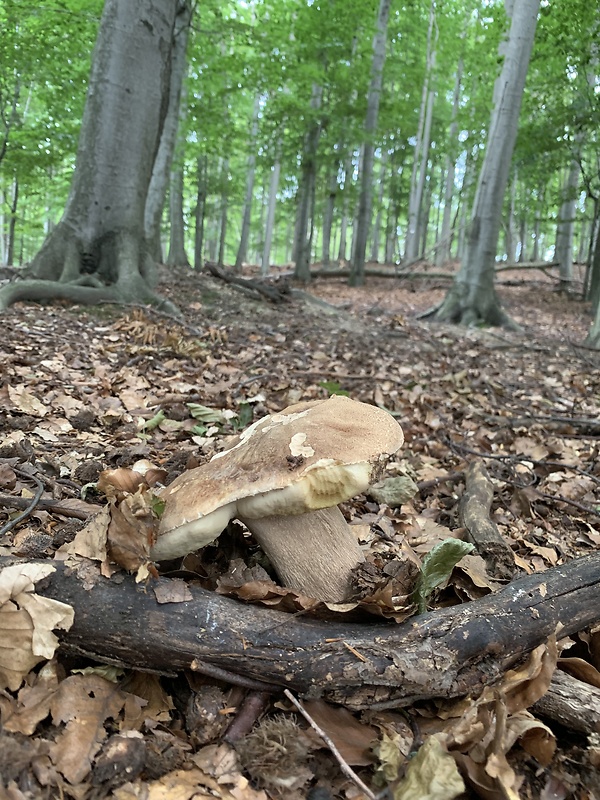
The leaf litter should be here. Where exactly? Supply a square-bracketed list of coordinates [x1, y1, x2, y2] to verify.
[0, 264, 599, 798]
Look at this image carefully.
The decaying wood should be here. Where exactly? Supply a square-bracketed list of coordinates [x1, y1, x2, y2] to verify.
[205, 262, 290, 303]
[460, 460, 516, 580]
[8, 551, 600, 710]
[533, 669, 600, 735]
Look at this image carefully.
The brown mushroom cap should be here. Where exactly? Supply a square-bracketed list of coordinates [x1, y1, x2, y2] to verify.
[151, 395, 404, 561]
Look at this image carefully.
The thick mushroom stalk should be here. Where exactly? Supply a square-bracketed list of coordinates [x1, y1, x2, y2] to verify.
[240, 506, 364, 603]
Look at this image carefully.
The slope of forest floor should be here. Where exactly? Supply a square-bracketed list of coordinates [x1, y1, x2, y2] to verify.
[0, 262, 599, 800]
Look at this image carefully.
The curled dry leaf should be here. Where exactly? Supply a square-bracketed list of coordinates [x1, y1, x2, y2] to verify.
[393, 734, 465, 800]
[0, 564, 74, 692]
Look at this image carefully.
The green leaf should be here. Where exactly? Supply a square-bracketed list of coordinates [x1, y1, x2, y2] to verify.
[187, 403, 226, 424]
[141, 409, 166, 431]
[318, 381, 350, 397]
[412, 539, 474, 614]
[233, 402, 254, 430]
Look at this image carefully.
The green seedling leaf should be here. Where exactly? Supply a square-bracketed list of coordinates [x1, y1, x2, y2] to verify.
[140, 409, 166, 432]
[318, 381, 350, 397]
[236, 402, 254, 430]
[150, 496, 165, 518]
[190, 424, 208, 436]
[187, 402, 226, 424]
[412, 539, 474, 614]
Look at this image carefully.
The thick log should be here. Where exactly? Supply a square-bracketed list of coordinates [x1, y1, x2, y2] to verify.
[9, 552, 600, 710]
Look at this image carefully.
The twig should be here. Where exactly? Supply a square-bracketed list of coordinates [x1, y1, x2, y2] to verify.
[0, 469, 45, 535]
[283, 689, 377, 800]
[0, 494, 98, 521]
[223, 690, 272, 744]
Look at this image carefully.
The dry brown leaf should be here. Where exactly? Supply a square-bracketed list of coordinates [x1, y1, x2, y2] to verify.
[153, 578, 193, 604]
[107, 487, 156, 573]
[0, 564, 74, 691]
[48, 673, 131, 784]
[303, 699, 377, 765]
[557, 656, 600, 688]
[393, 734, 465, 800]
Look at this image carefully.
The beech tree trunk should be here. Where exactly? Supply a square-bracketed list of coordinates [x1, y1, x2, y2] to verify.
[430, 0, 541, 327]
[350, 0, 392, 286]
[436, 59, 463, 267]
[194, 156, 207, 269]
[261, 156, 281, 276]
[405, 0, 437, 263]
[234, 94, 261, 273]
[337, 155, 353, 264]
[370, 149, 388, 263]
[166, 161, 190, 267]
[555, 157, 580, 289]
[218, 158, 229, 268]
[294, 84, 322, 282]
[0, 0, 181, 313]
[322, 163, 339, 269]
[144, 1, 191, 263]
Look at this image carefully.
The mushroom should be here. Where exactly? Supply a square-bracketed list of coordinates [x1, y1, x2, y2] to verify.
[152, 396, 404, 602]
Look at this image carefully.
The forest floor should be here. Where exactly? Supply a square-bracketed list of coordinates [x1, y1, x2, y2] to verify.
[0, 261, 599, 800]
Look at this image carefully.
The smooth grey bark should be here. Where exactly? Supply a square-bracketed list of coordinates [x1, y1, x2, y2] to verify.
[217, 157, 229, 268]
[370, 149, 388, 263]
[350, 0, 392, 286]
[144, 1, 191, 263]
[261, 156, 281, 276]
[502, 169, 518, 262]
[555, 158, 580, 289]
[294, 83, 323, 282]
[322, 162, 339, 269]
[235, 94, 261, 272]
[166, 162, 190, 266]
[6, 177, 18, 266]
[0, 0, 180, 313]
[436, 59, 463, 266]
[531, 182, 545, 261]
[429, 0, 541, 327]
[337, 155, 353, 264]
[404, 0, 437, 263]
[194, 156, 207, 269]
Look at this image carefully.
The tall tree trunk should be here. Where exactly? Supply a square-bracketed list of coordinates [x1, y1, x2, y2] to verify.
[503, 168, 518, 262]
[436, 59, 463, 267]
[370, 148, 388, 263]
[337, 155, 353, 264]
[218, 158, 229, 268]
[234, 94, 261, 273]
[0, 0, 181, 313]
[144, 1, 191, 263]
[294, 83, 322, 282]
[166, 161, 190, 266]
[429, 0, 541, 327]
[194, 156, 207, 270]
[350, 0, 392, 286]
[404, 0, 437, 263]
[6, 178, 18, 266]
[322, 161, 338, 269]
[531, 181, 545, 262]
[262, 156, 281, 276]
[555, 157, 580, 290]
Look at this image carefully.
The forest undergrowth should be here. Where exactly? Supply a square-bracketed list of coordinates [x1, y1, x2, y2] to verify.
[0, 264, 599, 800]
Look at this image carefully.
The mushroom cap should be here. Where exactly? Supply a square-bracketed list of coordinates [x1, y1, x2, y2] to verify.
[151, 395, 404, 560]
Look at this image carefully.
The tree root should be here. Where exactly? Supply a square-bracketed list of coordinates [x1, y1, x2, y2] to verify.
[0, 278, 181, 316]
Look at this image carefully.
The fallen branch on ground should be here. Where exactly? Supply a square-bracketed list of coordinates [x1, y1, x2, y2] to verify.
[6, 551, 600, 710]
[205, 262, 290, 303]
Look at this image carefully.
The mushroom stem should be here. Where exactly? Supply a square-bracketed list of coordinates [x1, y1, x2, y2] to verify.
[241, 506, 365, 602]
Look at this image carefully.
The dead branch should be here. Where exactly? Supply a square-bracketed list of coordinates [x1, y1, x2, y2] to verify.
[7, 551, 600, 710]
[205, 262, 290, 303]
[533, 669, 600, 735]
[459, 461, 516, 580]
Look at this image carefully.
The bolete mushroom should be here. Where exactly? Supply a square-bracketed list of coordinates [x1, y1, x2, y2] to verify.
[152, 396, 404, 602]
